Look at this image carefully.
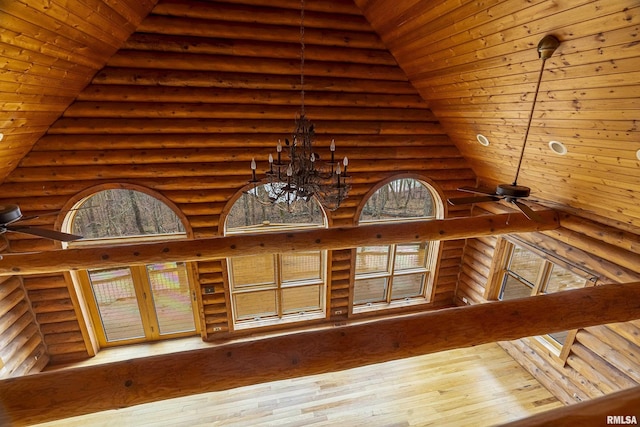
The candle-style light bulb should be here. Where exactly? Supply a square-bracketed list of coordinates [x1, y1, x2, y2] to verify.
[277, 139, 282, 164]
[268, 154, 274, 173]
[343, 156, 348, 175]
[287, 164, 293, 177]
[330, 139, 335, 163]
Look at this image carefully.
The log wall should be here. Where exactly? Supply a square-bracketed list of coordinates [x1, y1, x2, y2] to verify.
[456, 203, 640, 405]
[0, 276, 49, 378]
[0, 237, 49, 377]
[0, 0, 474, 362]
[23, 275, 91, 365]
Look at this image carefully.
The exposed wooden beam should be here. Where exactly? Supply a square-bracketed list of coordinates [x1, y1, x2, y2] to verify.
[499, 385, 640, 427]
[1, 281, 639, 426]
[0, 211, 559, 276]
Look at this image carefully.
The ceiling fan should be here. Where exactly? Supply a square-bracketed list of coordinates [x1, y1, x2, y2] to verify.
[447, 35, 561, 222]
[0, 204, 83, 242]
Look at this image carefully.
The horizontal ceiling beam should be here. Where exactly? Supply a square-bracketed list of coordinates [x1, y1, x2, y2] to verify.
[2, 280, 639, 426]
[0, 211, 559, 276]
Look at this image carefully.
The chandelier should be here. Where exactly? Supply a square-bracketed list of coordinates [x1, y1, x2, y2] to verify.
[248, 0, 351, 211]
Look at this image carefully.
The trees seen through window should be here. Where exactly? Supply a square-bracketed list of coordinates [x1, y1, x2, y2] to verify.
[354, 178, 442, 313]
[71, 189, 185, 238]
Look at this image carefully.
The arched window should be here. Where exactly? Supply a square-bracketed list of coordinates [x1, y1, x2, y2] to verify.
[224, 184, 328, 330]
[353, 178, 444, 313]
[69, 189, 185, 239]
[64, 188, 199, 347]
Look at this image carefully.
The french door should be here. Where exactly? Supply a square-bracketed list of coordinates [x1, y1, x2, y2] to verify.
[81, 261, 199, 346]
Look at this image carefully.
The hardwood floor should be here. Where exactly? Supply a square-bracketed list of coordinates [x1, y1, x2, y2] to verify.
[33, 343, 562, 426]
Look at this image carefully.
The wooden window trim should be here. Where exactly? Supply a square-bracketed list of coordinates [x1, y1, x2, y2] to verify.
[79, 263, 201, 348]
[223, 193, 329, 332]
[352, 242, 433, 314]
[352, 177, 444, 316]
[229, 252, 328, 331]
[506, 236, 598, 282]
[491, 237, 597, 364]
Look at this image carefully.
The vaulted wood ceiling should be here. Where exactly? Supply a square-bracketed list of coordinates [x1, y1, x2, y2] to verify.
[1, 0, 639, 232]
[355, 0, 640, 230]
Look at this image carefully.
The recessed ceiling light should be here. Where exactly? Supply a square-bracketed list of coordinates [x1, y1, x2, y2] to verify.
[636, 149, 640, 161]
[0, 133, 3, 142]
[549, 140, 567, 155]
[476, 134, 490, 146]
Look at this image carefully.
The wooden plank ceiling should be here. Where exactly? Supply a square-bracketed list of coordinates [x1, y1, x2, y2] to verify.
[1, 0, 639, 233]
[355, 0, 640, 231]
[0, 0, 157, 179]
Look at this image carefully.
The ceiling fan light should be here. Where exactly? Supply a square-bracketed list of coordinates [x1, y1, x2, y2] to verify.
[549, 140, 567, 155]
[476, 134, 490, 146]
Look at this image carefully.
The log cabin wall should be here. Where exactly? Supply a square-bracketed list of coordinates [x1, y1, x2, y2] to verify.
[0, 0, 474, 363]
[455, 203, 640, 405]
[0, 275, 49, 378]
[0, 236, 50, 377]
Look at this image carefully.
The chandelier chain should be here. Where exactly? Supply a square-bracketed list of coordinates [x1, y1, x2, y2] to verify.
[247, 0, 350, 211]
[300, 0, 305, 117]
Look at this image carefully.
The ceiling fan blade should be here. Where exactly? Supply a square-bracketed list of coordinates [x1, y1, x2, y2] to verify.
[456, 186, 497, 196]
[512, 200, 543, 222]
[7, 226, 83, 242]
[447, 195, 500, 206]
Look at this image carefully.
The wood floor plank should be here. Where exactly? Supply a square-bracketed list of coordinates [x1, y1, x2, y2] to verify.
[32, 343, 562, 426]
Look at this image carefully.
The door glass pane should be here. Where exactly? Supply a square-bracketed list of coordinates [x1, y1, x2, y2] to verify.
[501, 275, 534, 300]
[282, 285, 322, 314]
[88, 267, 145, 342]
[146, 262, 196, 335]
[394, 243, 427, 271]
[356, 245, 390, 274]
[281, 251, 322, 282]
[391, 273, 425, 299]
[548, 330, 569, 345]
[545, 265, 585, 293]
[353, 277, 388, 304]
[234, 290, 277, 320]
[509, 246, 544, 285]
[230, 254, 276, 288]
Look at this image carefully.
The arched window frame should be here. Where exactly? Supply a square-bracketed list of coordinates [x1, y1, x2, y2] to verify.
[59, 183, 193, 245]
[221, 184, 330, 331]
[351, 174, 446, 315]
[57, 184, 201, 350]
